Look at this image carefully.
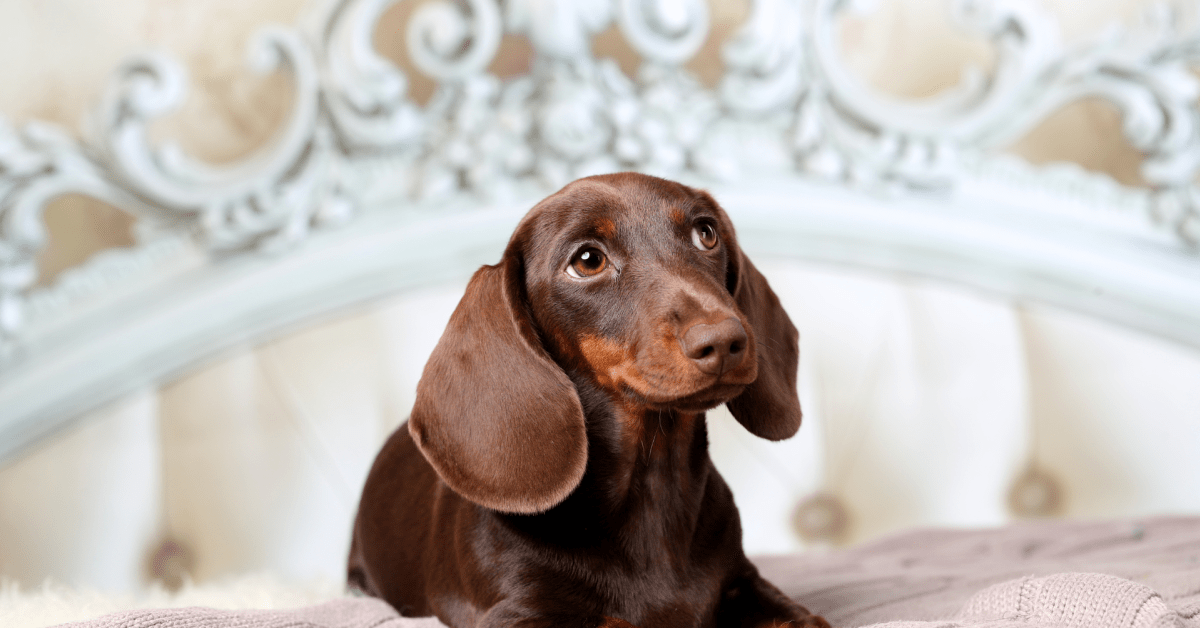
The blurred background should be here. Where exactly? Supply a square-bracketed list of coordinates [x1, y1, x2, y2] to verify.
[1, 0, 1198, 597]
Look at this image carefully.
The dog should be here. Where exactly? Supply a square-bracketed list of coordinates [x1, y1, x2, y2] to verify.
[348, 173, 829, 628]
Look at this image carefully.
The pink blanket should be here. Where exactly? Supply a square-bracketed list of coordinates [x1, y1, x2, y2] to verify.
[60, 516, 1200, 628]
[761, 515, 1200, 627]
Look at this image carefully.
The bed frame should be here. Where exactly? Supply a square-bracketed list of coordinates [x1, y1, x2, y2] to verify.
[2, 0, 1199, 464]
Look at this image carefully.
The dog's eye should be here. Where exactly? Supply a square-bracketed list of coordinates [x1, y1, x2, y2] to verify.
[567, 248, 607, 278]
[692, 222, 718, 250]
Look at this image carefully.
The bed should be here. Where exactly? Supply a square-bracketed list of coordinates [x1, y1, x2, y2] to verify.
[1, 0, 1199, 626]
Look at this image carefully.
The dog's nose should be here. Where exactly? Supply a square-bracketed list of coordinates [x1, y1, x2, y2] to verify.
[681, 318, 748, 375]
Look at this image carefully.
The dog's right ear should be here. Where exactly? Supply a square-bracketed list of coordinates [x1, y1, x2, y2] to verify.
[408, 244, 587, 515]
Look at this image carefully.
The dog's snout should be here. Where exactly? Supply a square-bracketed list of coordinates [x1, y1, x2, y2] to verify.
[681, 318, 748, 376]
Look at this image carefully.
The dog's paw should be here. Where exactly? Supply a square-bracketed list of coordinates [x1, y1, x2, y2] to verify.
[796, 616, 833, 628]
[598, 616, 640, 628]
[755, 616, 833, 628]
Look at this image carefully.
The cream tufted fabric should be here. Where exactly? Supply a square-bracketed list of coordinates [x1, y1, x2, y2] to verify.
[2, 260, 1198, 592]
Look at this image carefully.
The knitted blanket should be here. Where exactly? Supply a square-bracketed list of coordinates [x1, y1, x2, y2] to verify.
[54, 516, 1200, 628]
[762, 515, 1200, 627]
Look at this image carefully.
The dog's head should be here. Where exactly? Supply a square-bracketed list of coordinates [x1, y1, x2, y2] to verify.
[409, 173, 801, 514]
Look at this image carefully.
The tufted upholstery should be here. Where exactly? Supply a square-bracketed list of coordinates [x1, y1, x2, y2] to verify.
[2, 260, 1198, 593]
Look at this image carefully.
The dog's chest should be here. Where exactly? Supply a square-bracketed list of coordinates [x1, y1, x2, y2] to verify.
[592, 438, 736, 625]
[575, 499, 735, 627]
[605, 558, 723, 628]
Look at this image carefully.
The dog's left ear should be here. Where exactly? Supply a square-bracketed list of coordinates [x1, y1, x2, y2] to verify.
[408, 231, 588, 514]
[700, 190, 802, 441]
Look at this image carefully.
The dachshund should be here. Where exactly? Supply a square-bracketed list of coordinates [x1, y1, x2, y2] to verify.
[348, 173, 829, 628]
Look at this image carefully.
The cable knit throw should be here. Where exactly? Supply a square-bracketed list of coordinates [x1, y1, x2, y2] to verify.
[50, 517, 1200, 628]
[761, 516, 1200, 627]
[958, 573, 1180, 628]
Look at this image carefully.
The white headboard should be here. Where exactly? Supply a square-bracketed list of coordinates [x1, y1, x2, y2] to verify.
[2, 0, 1199, 465]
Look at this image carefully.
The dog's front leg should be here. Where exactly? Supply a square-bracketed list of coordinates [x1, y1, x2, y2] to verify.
[478, 601, 640, 628]
[713, 573, 831, 628]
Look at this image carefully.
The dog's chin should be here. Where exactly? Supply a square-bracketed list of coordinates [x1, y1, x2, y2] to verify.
[650, 384, 746, 414]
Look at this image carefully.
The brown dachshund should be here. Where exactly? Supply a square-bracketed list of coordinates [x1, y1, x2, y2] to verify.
[348, 173, 829, 628]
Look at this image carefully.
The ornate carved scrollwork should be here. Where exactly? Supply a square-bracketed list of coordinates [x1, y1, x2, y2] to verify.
[748, 0, 1200, 245]
[769, 0, 1200, 240]
[2, 0, 1200, 360]
[96, 28, 349, 252]
[0, 121, 137, 359]
[319, 0, 424, 150]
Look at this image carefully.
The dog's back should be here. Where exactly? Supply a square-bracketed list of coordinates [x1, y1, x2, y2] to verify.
[349, 425, 441, 616]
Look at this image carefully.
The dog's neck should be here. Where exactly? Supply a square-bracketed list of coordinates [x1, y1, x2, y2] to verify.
[598, 405, 708, 506]
[499, 376, 717, 561]
[601, 403, 716, 556]
[573, 375, 712, 502]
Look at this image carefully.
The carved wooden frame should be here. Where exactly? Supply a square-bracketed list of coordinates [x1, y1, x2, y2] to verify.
[2, 0, 1199, 462]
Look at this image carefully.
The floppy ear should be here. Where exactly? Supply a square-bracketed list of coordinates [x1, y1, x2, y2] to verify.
[717, 208, 802, 441]
[408, 248, 587, 514]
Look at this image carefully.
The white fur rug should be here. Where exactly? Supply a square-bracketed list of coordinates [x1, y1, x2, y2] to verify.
[0, 574, 348, 628]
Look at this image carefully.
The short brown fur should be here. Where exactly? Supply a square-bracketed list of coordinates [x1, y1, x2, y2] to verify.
[349, 173, 828, 628]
